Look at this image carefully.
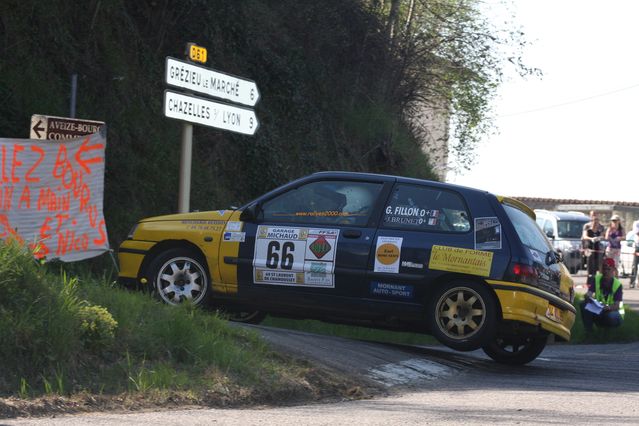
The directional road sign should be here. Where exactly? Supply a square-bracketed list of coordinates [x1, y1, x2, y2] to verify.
[165, 57, 260, 107]
[30, 114, 104, 140]
[164, 90, 259, 136]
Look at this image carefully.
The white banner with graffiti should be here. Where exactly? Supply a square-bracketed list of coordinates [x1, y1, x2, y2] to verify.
[0, 130, 109, 261]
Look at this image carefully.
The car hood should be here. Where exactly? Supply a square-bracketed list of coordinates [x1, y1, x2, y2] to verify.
[140, 209, 236, 223]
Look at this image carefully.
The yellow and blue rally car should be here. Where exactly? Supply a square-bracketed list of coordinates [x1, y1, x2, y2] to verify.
[118, 172, 575, 365]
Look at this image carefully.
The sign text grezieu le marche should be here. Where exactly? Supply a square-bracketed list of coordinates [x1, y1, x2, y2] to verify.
[165, 57, 260, 107]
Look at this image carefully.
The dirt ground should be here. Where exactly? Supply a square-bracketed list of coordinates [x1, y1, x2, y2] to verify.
[0, 360, 383, 420]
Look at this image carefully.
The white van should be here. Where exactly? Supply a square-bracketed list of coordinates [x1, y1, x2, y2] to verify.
[535, 210, 589, 274]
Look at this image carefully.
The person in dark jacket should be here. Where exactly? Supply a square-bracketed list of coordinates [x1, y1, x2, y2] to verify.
[582, 210, 605, 277]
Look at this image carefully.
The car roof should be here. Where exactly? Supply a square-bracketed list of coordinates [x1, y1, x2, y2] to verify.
[247, 171, 535, 217]
[309, 170, 490, 194]
[309, 171, 537, 217]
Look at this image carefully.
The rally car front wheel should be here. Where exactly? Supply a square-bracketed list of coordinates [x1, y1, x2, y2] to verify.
[147, 248, 211, 307]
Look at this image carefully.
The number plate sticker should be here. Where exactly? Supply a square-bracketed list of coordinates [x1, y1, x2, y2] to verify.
[545, 305, 563, 323]
[253, 226, 339, 287]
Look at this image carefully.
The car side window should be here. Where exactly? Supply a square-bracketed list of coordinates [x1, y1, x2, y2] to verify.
[261, 180, 383, 226]
[382, 184, 470, 232]
[542, 220, 554, 237]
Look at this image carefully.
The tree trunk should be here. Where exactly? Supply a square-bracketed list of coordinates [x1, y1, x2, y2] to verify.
[386, 0, 401, 41]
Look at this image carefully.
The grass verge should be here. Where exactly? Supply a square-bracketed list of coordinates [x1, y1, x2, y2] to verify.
[264, 317, 438, 346]
[0, 242, 370, 418]
[569, 294, 639, 343]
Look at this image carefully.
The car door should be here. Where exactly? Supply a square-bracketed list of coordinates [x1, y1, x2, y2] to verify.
[235, 177, 389, 317]
[365, 182, 475, 318]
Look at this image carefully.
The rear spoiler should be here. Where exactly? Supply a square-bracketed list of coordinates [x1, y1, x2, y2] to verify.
[497, 196, 536, 220]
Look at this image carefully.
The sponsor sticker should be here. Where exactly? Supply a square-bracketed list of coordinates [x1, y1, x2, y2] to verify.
[255, 269, 304, 284]
[369, 282, 414, 299]
[223, 231, 246, 242]
[401, 260, 424, 269]
[374, 236, 403, 273]
[428, 245, 493, 277]
[474, 217, 502, 250]
[225, 221, 243, 232]
[384, 206, 440, 227]
[181, 219, 225, 231]
[253, 226, 339, 287]
[530, 249, 542, 263]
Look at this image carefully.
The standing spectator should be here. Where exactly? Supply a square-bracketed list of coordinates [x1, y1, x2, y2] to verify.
[582, 210, 605, 277]
[631, 219, 639, 288]
[581, 258, 624, 331]
[605, 214, 624, 272]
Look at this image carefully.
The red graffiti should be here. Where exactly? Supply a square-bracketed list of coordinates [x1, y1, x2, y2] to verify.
[0, 136, 108, 260]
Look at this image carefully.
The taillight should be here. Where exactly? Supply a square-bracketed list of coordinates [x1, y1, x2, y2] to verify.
[510, 262, 539, 285]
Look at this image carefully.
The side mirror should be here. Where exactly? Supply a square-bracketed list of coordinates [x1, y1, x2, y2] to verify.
[239, 203, 260, 222]
[545, 231, 555, 239]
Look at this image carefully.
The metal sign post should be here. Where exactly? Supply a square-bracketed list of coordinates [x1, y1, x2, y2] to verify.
[178, 122, 193, 213]
[166, 42, 260, 213]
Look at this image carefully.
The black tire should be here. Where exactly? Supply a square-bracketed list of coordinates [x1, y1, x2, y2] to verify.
[428, 280, 497, 352]
[147, 248, 211, 307]
[482, 334, 548, 365]
[226, 310, 267, 324]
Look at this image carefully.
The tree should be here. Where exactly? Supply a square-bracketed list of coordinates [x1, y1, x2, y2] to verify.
[365, 0, 539, 173]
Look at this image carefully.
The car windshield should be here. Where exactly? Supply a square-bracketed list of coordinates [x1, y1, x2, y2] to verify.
[557, 220, 587, 238]
[503, 204, 553, 253]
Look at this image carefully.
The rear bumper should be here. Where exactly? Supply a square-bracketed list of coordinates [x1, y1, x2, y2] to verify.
[487, 280, 576, 341]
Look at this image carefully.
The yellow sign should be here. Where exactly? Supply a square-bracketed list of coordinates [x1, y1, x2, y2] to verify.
[429, 245, 493, 277]
[188, 43, 207, 64]
[376, 243, 400, 265]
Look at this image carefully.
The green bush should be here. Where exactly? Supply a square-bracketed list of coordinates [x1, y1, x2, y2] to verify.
[0, 242, 85, 393]
[77, 304, 118, 351]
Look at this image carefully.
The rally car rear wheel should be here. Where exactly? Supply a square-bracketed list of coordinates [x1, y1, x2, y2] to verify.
[482, 334, 548, 365]
[428, 281, 497, 352]
[148, 248, 211, 307]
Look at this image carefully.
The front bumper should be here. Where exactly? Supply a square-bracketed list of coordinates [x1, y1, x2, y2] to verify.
[118, 239, 156, 283]
[487, 280, 576, 341]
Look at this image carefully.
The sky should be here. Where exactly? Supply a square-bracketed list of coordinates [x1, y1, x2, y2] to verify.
[447, 0, 639, 202]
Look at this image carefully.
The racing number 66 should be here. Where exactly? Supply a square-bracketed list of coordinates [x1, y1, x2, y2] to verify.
[266, 241, 294, 270]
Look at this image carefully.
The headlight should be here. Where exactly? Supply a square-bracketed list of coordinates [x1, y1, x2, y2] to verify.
[127, 224, 139, 239]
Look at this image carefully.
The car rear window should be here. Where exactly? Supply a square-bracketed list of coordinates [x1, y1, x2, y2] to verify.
[503, 204, 552, 253]
[382, 184, 470, 232]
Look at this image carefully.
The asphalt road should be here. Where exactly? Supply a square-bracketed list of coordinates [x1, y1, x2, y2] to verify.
[5, 270, 639, 425]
